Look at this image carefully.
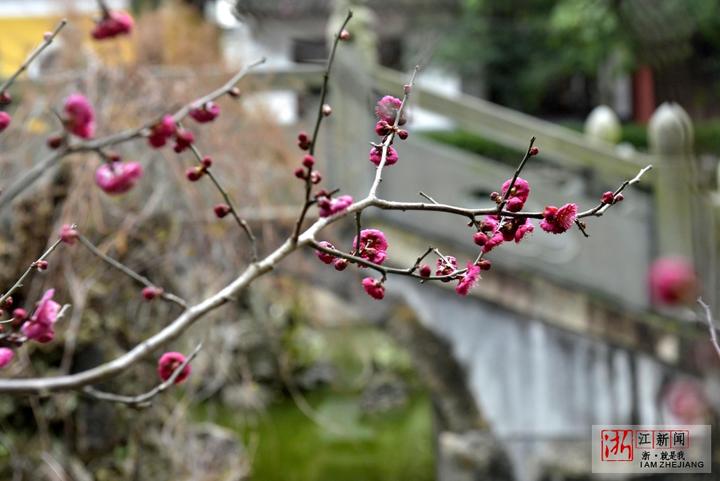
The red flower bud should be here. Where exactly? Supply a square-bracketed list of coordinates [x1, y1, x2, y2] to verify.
[228, 87, 241, 98]
[294, 167, 306, 179]
[142, 286, 163, 300]
[186, 167, 203, 182]
[201, 156, 213, 168]
[339, 29, 351, 41]
[302, 155, 315, 168]
[614, 193, 624, 202]
[601, 191, 615, 204]
[333, 258, 348, 271]
[47, 135, 64, 149]
[397, 129, 409, 140]
[214, 204, 231, 218]
[297, 131, 308, 143]
[529, 146, 539, 156]
[473, 231, 488, 246]
[12, 308, 27, 321]
[477, 259, 492, 271]
[35, 260, 48, 271]
[419, 264, 432, 278]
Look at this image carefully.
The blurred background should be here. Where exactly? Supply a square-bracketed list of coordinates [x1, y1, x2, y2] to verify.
[0, 0, 719, 480]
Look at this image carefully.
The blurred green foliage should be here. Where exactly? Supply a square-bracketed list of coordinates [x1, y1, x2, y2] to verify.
[436, 0, 720, 114]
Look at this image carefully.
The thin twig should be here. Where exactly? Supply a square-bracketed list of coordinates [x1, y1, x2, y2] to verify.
[368, 65, 421, 199]
[0, 239, 63, 306]
[698, 298, 720, 361]
[291, 11, 353, 243]
[82, 343, 202, 408]
[185, 138, 259, 261]
[0, 19, 67, 93]
[78, 235, 187, 309]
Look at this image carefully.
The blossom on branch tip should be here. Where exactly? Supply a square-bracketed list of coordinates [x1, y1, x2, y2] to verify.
[540, 203, 577, 234]
[369, 145, 399, 167]
[315, 241, 336, 264]
[95, 161, 143, 195]
[0, 111, 10, 132]
[189, 102, 221, 123]
[456, 263, 481, 296]
[0, 348, 13, 368]
[375, 95, 405, 125]
[353, 229, 388, 265]
[648, 257, 698, 305]
[157, 352, 191, 384]
[91, 11, 134, 40]
[63, 94, 95, 139]
[21, 289, 60, 343]
[59, 224, 79, 245]
[362, 277, 385, 300]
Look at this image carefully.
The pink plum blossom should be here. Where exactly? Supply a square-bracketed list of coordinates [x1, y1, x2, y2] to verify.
[540, 203, 577, 234]
[157, 352, 191, 384]
[0, 348, 14, 368]
[456, 263, 481, 296]
[375, 95, 405, 125]
[353, 229, 388, 265]
[95, 161, 143, 195]
[0, 111, 10, 132]
[59, 224, 79, 245]
[91, 11, 134, 40]
[64, 94, 95, 138]
[315, 241, 337, 264]
[501, 177, 531, 205]
[148, 115, 176, 148]
[318, 195, 353, 218]
[189, 102, 221, 123]
[369, 146, 399, 167]
[362, 277, 385, 300]
[21, 289, 60, 343]
[648, 257, 698, 305]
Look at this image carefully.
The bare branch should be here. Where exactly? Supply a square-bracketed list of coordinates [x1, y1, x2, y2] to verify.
[698, 298, 720, 361]
[82, 343, 202, 408]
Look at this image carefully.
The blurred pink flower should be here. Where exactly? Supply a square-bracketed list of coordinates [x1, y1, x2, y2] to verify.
[369, 145, 399, 166]
[0, 111, 11, 132]
[157, 352, 191, 384]
[189, 102, 221, 123]
[0, 348, 14, 368]
[95, 161, 143, 194]
[64, 93, 95, 139]
[92, 11, 134, 40]
[22, 289, 60, 343]
[456, 263, 481, 296]
[362, 277, 385, 300]
[648, 257, 698, 305]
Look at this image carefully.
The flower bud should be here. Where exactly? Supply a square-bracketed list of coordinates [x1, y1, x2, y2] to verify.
[0, 91, 10, 105]
[333, 258, 348, 271]
[614, 193, 624, 202]
[47, 135, 64, 149]
[214, 204, 231, 218]
[339, 29, 351, 41]
[35, 260, 48, 271]
[310, 171, 322, 184]
[186, 167, 203, 182]
[142, 286, 163, 300]
[473, 231, 488, 246]
[397, 129, 409, 140]
[419, 264, 431, 278]
[201, 156, 213, 168]
[12, 308, 27, 322]
[294, 167, 306, 179]
[322, 104, 332, 116]
[302, 155, 315, 168]
[601, 191, 615, 204]
[529, 146, 539, 156]
[477, 259, 492, 271]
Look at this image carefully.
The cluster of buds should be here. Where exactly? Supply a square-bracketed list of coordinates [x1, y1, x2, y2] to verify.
[601, 190, 624, 205]
[146, 115, 195, 153]
[186, 156, 213, 182]
[369, 96, 408, 167]
[297, 131, 311, 151]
